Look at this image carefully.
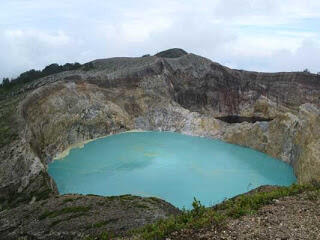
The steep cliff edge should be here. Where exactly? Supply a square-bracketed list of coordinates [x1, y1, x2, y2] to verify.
[0, 48, 319, 211]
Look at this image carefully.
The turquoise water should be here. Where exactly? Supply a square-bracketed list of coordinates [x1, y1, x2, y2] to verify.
[48, 131, 296, 209]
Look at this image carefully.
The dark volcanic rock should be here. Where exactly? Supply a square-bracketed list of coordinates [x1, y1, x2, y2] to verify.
[216, 116, 273, 124]
[164, 55, 320, 116]
[0, 194, 180, 239]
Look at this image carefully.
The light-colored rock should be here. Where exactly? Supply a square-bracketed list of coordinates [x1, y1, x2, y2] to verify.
[222, 103, 320, 184]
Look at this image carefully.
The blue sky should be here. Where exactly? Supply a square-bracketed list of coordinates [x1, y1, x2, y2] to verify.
[1, 0, 320, 79]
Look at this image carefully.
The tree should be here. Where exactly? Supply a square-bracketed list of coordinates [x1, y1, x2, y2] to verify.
[83, 62, 94, 71]
[303, 68, 310, 73]
[0, 61, 83, 89]
[16, 69, 42, 84]
[42, 63, 61, 75]
[1, 78, 10, 87]
[62, 62, 81, 71]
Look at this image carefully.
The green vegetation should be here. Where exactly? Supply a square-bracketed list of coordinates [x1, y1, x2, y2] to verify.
[215, 184, 315, 218]
[104, 194, 137, 202]
[134, 198, 224, 240]
[128, 183, 320, 240]
[62, 198, 75, 203]
[147, 197, 163, 204]
[85, 232, 114, 240]
[0, 60, 97, 149]
[0, 97, 21, 147]
[135, 203, 150, 209]
[118, 194, 137, 201]
[110, 194, 152, 209]
[306, 189, 320, 201]
[83, 62, 95, 71]
[0, 62, 84, 149]
[1, 172, 53, 210]
[39, 206, 91, 220]
[50, 213, 87, 227]
[0, 62, 82, 90]
[33, 189, 52, 201]
[87, 194, 100, 197]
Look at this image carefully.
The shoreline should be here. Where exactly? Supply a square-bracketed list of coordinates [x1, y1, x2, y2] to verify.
[53, 129, 146, 160]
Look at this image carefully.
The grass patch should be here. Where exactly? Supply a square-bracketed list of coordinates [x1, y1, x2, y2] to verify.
[85, 232, 114, 240]
[34, 189, 52, 201]
[87, 194, 100, 197]
[305, 190, 320, 201]
[0, 97, 21, 148]
[135, 203, 150, 209]
[105, 194, 136, 201]
[119, 194, 137, 201]
[1, 174, 53, 210]
[106, 196, 118, 201]
[62, 198, 75, 203]
[39, 206, 91, 220]
[216, 184, 317, 218]
[86, 218, 119, 229]
[132, 197, 225, 240]
[50, 213, 87, 227]
[147, 197, 163, 204]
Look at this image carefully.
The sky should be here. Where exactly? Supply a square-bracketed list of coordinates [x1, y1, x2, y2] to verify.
[1, 0, 320, 80]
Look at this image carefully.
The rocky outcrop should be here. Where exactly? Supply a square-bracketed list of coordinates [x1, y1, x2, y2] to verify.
[222, 103, 320, 184]
[0, 48, 319, 210]
[0, 194, 179, 239]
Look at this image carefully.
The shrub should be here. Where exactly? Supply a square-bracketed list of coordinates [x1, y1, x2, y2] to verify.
[0, 62, 82, 89]
[38, 206, 91, 220]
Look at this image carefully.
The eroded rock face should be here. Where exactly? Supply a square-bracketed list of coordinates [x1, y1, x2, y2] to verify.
[222, 103, 320, 184]
[294, 104, 320, 183]
[0, 49, 320, 208]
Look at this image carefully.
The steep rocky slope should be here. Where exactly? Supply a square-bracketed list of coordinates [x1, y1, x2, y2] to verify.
[0, 48, 319, 238]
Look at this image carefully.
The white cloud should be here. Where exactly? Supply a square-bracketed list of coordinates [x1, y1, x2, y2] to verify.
[219, 39, 320, 73]
[0, 0, 320, 80]
[5, 30, 71, 47]
[0, 29, 82, 78]
[214, 0, 320, 25]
